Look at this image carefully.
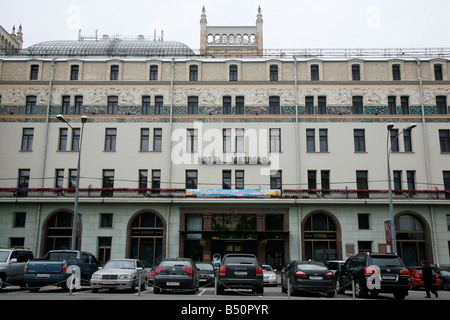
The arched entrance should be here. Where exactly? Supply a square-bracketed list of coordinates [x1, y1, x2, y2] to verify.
[41, 209, 76, 256]
[302, 211, 342, 263]
[127, 210, 166, 268]
[395, 212, 432, 266]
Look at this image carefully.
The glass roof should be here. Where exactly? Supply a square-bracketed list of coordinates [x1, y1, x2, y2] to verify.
[22, 40, 195, 57]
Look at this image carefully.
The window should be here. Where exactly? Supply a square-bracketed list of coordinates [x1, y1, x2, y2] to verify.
[439, 130, 450, 152]
[74, 96, 83, 114]
[18, 169, 30, 190]
[152, 170, 161, 190]
[318, 96, 327, 115]
[59, 128, 68, 151]
[434, 64, 443, 81]
[102, 170, 115, 197]
[400, 96, 409, 114]
[71, 128, 80, 151]
[358, 214, 370, 229]
[392, 64, 401, 80]
[150, 65, 158, 80]
[30, 65, 39, 80]
[62, 96, 71, 114]
[388, 96, 397, 114]
[358, 241, 372, 253]
[189, 65, 198, 81]
[223, 129, 231, 152]
[235, 170, 244, 189]
[270, 171, 282, 189]
[407, 171, 416, 191]
[444, 171, 450, 200]
[354, 129, 366, 152]
[186, 170, 198, 189]
[107, 96, 118, 115]
[352, 65, 360, 81]
[269, 96, 280, 114]
[142, 96, 151, 115]
[321, 170, 330, 193]
[110, 65, 119, 80]
[306, 129, 315, 152]
[21, 128, 34, 151]
[100, 214, 113, 228]
[14, 212, 26, 228]
[270, 128, 281, 152]
[70, 65, 79, 80]
[229, 65, 238, 81]
[140, 128, 149, 151]
[353, 96, 363, 114]
[236, 96, 245, 115]
[319, 129, 328, 152]
[25, 96, 36, 114]
[390, 129, 399, 152]
[436, 96, 447, 114]
[236, 129, 244, 153]
[188, 96, 198, 115]
[308, 170, 316, 192]
[187, 129, 198, 152]
[139, 170, 148, 189]
[222, 170, 231, 189]
[356, 170, 369, 199]
[155, 96, 164, 115]
[153, 128, 162, 151]
[311, 65, 319, 81]
[394, 171, 402, 191]
[69, 169, 77, 188]
[305, 96, 314, 114]
[55, 169, 64, 189]
[223, 96, 231, 114]
[270, 65, 278, 81]
[403, 130, 413, 152]
[105, 128, 117, 151]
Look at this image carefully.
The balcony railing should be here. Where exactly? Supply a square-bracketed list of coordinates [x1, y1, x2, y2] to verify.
[1, 188, 449, 201]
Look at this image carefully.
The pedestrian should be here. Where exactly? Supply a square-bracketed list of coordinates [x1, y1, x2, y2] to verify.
[421, 260, 438, 298]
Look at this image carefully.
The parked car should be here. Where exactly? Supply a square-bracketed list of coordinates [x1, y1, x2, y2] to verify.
[262, 264, 277, 286]
[24, 250, 99, 292]
[0, 248, 34, 291]
[216, 253, 264, 295]
[281, 260, 335, 297]
[335, 252, 410, 300]
[147, 266, 156, 288]
[326, 260, 345, 274]
[195, 262, 215, 287]
[436, 267, 450, 291]
[153, 258, 199, 294]
[407, 266, 441, 290]
[91, 259, 147, 292]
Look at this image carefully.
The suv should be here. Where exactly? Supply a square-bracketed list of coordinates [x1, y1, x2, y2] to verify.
[335, 252, 410, 299]
[0, 248, 34, 291]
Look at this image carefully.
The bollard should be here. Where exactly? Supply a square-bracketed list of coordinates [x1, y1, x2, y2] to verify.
[352, 279, 355, 300]
[137, 273, 141, 296]
[214, 275, 218, 297]
[287, 277, 291, 300]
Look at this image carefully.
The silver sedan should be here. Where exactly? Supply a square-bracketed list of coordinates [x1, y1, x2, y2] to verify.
[91, 259, 147, 292]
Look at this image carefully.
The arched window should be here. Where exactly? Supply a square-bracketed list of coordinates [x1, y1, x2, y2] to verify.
[395, 214, 427, 266]
[44, 211, 74, 254]
[303, 212, 339, 262]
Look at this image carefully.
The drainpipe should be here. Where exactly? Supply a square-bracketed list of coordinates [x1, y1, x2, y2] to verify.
[294, 57, 300, 189]
[168, 58, 175, 189]
[35, 58, 56, 254]
[415, 57, 439, 265]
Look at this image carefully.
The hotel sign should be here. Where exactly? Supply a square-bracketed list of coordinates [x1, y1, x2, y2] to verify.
[186, 189, 281, 197]
[198, 156, 271, 165]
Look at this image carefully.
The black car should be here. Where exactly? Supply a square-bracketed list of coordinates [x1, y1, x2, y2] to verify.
[335, 252, 410, 299]
[217, 253, 264, 295]
[153, 258, 199, 294]
[195, 262, 215, 287]
[436, 267, 450, 291]
[281, 260, 335, 297]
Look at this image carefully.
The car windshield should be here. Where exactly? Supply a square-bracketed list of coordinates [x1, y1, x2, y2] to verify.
[104, 260, 135, 269]
[196, 263, 214, 271]
[46, 252, 78, 261]
[262, 265, 274, 272]
[297, 262, 328, 271]
[440, 270, 450, 276]
[0, 251, 10, 262]
[370, 256, 404, 267]
[160, 260, 191, 267]
[226, 256, 257, 265]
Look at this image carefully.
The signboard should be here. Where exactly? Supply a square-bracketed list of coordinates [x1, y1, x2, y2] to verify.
[186, 189, 281, 197]
[384, 220, 392, 245]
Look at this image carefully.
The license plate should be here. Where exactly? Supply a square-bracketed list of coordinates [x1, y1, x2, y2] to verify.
[37, 274, 50, 278]
[309, 276, 323, 280]
[166, 282, 180, 286]
[235, 271, 247, 276]
[382, 275, 396, 280]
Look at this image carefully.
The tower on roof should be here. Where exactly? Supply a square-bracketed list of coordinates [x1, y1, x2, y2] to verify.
[200, 6, 263, 57]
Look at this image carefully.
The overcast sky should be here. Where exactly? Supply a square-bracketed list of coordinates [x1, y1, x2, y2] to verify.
[1, 0, 449, 49]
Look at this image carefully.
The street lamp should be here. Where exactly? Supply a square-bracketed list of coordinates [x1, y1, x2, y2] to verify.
[386, 122, 416, 254]
[57, 114, 88, 250]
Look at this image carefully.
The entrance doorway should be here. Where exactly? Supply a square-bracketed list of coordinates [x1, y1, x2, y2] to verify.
[211, 239, 257, 259]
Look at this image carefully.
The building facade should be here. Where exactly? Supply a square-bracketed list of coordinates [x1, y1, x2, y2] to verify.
[0, 9, 449, 269]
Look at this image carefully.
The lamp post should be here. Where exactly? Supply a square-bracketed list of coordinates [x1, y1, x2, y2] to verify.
[386, 123, 416, 254]
[57, 115, 87, 250]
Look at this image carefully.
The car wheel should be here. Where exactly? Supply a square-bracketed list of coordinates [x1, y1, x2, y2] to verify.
[335, 278, 345, 294]
[153, 286, 160, 294]
[393, 292, 406, 300]
[355, 280, 366, 298]
[327, 291, 335, 298]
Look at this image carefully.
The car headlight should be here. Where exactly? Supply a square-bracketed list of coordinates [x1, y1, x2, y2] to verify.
[119, 274, 130, 279]
[92, 274, 101, 279]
